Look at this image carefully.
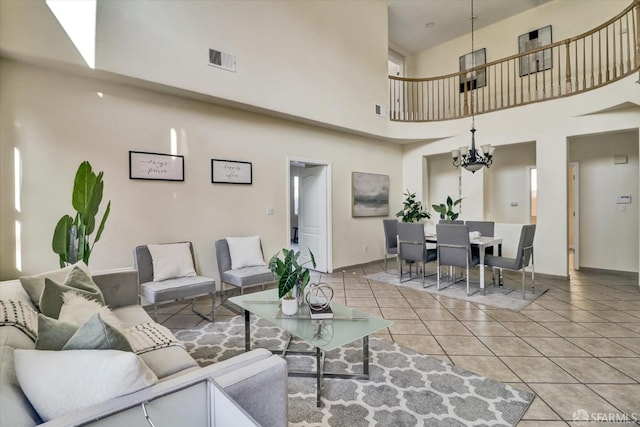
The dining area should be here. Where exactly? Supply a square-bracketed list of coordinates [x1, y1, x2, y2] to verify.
[382, 219, 536, 300]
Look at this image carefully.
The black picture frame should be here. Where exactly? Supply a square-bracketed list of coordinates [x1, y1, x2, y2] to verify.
[519, 25, 552, 76]
[459, 48, 487, 93]
[211, 159, 252, 184]
[129, 151, 184, 181]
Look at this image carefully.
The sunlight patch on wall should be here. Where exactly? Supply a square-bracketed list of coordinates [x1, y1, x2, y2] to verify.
[14, 147, 22, 213]
[170, 128, 177, 155]
[15, 220, 22, 272]
[46, 0, 97, 69]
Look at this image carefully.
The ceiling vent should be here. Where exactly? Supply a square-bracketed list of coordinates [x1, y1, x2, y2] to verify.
[208, 49, 236, 72]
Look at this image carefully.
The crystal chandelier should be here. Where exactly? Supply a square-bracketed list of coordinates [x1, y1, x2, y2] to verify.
[452, 0, 494, 173]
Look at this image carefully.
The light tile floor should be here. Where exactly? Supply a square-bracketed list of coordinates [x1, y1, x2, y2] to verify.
[156, 260, 640, 426]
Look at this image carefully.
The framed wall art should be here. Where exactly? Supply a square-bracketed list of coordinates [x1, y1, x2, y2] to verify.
[459, 48, 486, 93]
[352, 172, 389, 217]
[129, 151, 184, 181]
[519, 25, 552, 76]
[211, 159, 252, 184]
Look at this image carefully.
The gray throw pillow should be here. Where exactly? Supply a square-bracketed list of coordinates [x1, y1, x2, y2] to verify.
[39, 267, 105, 319]
[62, 313, 133, 352]
[35, 314, 78, 351]
[19, 263, 89, 308]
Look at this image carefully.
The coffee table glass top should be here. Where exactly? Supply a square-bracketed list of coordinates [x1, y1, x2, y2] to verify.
[229, 289, 392, 352]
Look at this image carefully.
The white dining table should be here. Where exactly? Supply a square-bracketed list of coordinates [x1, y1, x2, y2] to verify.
[425, 233, 503, 293]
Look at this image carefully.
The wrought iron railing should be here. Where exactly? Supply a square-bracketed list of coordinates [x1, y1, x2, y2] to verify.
[389, 0, 640, 122]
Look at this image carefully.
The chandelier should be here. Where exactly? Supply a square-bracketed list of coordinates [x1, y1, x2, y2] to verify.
[452, 0, 494, 173]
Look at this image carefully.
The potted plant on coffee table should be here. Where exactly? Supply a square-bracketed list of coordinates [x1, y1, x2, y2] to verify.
[269, 248, 316, 315]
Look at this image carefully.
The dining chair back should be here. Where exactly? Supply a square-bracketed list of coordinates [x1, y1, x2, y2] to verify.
[466, 220, 497, 256]
[438, 219, 464, 224]
[435, 223, 480, 295]
[397, 222, 437, 286]
[485, 224, 536, 299]
[382, 219, 399, 272]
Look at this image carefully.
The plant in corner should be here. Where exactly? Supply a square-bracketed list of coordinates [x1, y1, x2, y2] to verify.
[269, 248, 316, 315]
[432, 196, 463, 221]
[52, 161, 111, 267]
[396, 190, 431, 223]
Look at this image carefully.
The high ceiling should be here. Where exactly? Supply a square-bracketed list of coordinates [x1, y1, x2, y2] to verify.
[388, 0, 553, 54]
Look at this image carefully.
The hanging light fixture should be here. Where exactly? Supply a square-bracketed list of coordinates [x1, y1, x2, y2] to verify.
[452, 0, 494, 173]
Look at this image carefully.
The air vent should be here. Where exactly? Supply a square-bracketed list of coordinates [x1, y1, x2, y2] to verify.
[208, 49, 236, 72]
[374, 104, 387, 118]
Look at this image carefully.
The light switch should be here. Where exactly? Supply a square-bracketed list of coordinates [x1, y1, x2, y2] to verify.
[616, 195, 631, 204]
[266, 207, 274, 215]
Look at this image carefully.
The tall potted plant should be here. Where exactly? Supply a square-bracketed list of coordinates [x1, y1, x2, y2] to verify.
[52, 161, 111, 267]
[396, 190, 431, 223]
[432, 196, 462, 221]
[269, 248, 316, 315]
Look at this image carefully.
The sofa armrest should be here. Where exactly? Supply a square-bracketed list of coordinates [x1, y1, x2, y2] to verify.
[92, 269, 139, 309]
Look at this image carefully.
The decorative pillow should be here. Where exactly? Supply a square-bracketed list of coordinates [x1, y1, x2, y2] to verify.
[19, 261, 90, 308]
[147, 242, 197, 281]
[14, 349, 158, 422]
[35, 314, 78, 351]
[226, 235, 266, 269]
[58, 291, 122, 328]
[62, 313, 132, 352]
[39, 267, 105, 319]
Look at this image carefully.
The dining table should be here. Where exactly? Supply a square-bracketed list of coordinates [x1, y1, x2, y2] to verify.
[425, 233, 503, 294]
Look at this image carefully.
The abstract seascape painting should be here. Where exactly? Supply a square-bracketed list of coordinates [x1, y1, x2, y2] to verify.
[352, 172, 389, 217]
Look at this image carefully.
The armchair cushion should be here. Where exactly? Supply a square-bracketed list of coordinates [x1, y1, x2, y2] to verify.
[222, 265, 274, 288]
[147, 243, 196, 281]
[226, 236, 266, 269]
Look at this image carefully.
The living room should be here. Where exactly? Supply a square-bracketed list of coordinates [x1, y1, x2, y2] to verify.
[0, 0, 639, 425]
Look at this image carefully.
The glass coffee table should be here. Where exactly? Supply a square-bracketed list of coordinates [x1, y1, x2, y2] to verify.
[229, 289, 392, 407]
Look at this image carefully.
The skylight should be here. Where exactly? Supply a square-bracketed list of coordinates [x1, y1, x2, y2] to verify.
[46, 0, 97, 69]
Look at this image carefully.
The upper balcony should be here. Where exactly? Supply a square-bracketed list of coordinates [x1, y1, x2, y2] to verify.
[389, 0, 640, 122]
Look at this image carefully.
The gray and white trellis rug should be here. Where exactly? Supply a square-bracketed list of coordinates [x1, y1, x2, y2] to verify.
[176, 316, 534, 427]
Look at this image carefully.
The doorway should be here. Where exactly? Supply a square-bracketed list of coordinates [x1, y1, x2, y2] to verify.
[287, 159, 332, 273]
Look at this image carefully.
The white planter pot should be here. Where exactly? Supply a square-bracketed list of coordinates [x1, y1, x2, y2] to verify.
[281, 297, 298, 316]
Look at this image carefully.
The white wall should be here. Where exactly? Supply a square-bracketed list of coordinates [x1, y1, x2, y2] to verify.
[0, 0, 391, 139]
[410, 0, 630, 78]
[0, 61, 403, 280]
[569, 131, 639, 272]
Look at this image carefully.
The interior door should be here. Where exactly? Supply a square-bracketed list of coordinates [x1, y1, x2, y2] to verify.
[299, 166, 328, 272]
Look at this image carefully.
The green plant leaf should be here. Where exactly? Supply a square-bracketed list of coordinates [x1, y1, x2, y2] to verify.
[72, 161, 97, 219]
[94, 201, 111, 245]
[52, 215, 73, 267]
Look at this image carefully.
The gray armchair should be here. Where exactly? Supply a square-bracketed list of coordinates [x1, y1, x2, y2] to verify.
[485, 224, 536, 299]
[397, 222, 437, 286]
[215, 239, 274, 312]
[134, 242, 215, 321]
[436, 223, 480, 295]
[382, 219, 398, 272]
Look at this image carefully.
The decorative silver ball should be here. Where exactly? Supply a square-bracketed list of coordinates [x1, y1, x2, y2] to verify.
[305, 283, 334, 310]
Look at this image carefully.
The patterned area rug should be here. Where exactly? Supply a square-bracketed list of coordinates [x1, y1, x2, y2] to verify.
[365, 270, 547, 311]
[175, 316, 534, 426]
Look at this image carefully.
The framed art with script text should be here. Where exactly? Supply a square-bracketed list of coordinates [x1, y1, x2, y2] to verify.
[211, 159, 252, 184]
[129, 151, 184, 181]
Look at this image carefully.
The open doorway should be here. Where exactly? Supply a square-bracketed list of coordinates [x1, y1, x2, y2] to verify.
[287, 159, 332, 273]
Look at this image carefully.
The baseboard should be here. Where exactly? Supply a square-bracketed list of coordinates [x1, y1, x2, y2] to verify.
[574, 266, 638, 278]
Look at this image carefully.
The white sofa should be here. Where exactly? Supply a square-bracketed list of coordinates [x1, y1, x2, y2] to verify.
[0, 269, 288, 427]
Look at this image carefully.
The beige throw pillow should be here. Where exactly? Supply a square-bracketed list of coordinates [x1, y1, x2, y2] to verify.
[147, 242, 197, 281]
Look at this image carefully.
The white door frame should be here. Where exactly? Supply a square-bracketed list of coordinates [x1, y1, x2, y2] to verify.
[569, 162, 580, 270]
[286, 157, 333, 273]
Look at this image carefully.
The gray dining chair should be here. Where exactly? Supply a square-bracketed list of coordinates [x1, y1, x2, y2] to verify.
[397, 222, 437, 286]
[466, 220, 498, 257]
[436, 223, 480, 295]
[439, 219, 464, 224]
[382, 219, 398, 273]
[485, 224, 536, 299]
